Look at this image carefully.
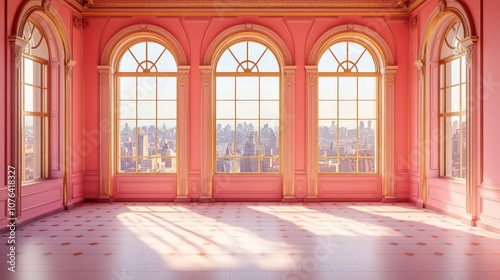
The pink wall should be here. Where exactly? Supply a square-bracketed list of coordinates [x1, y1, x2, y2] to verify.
[478, 0, 500, 231]
[81, 14, 409, 201]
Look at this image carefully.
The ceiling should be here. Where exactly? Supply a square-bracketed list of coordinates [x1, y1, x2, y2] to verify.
[67, 0, 426, 14]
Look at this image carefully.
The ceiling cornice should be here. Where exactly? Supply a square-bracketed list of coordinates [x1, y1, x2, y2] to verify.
[66, 0, 428, 15]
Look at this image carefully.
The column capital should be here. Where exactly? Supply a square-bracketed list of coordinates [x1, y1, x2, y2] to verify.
[384, 66, 398, 86]
[9, 36, 29, 69]
[460, 36, 478, 70]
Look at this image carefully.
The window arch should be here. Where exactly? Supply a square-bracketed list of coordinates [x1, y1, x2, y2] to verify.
[21, 20, 50, 182]
[317, 41, 379, 173]
[116, 40, 178, 173]
[439, 21, 466, 179]
[214, 40, 281, 173]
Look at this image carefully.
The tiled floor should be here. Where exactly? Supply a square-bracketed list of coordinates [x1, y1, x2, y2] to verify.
[2, 202, 500, 280]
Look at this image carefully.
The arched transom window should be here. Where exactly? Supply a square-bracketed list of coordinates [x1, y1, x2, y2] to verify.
[318, 41, 378, 173]
[116, 41, 177, 173]
[440, 21, 466, 179]
[215, 40, 280, 173]
[21, 20, 49, 182]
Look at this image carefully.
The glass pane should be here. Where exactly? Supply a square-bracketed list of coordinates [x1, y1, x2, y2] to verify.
[137, 101, 156, 119]
[217, 50, 239, 72]
[338, 101, 357, 119]
[158, 77, 176, 100]
[157, 101, 176, 119]
[119, 101, 136, 119]
[119, 51, 137, 72]
[151, 44, 177, 72]
[158, 120, 176, 152]
[159, 156, 176, 172]
[138, 158, 156, 172]
[217, 157, 235, 173]
[338, 120, 357, 155]
[236, 120, 258, 156]
[119, 77, 136, 100]
[461, 84, 467, 111]
[331, 42, 347, 64]
[358, 120, 376, 157]
[348, 42, 365, 65]
[318, 101, 338, 119]
[236, 101, 259, 119]
[318, 77, 338, 100]
[216, 120, 234, 155]
[260, 120, 279, 156]
[338, 77, 357, 99]
[229, 42, 246, 64]
[24, 85, 42, 112]
[119, 158, 136, 172]
[444, 116, 461, 177]
[260, 101, 279, 119]
[216, 77, 235, 100]
[260, 77, 279, 100]
[216, 101, 235, 119]
[137, 77, 156, 100]
[319, 120, 337, 156]
[248, 42, 266, 63]
[236, 77, 259, 100]
[31, 61, 43, 86]
[238, 157, 258, 172]
[356, 52, 376, 72]
[24, 58, 34, 85]
[358, 77, 376, 100]
[461, 56, 466, 82]
[319, 158, 338, 172]
[358, 158, 376, 173]
[339, 158, 357, 172]
[257, 50, 279, 72]
[358, 101, 376, 119]
[129, 42, 146, 67]
[318, 51, 339, 72]
[451, 58, 461, 85]
[23, 116, 42, 181]
[445, 86, 461, 113]
[260, 157, 279, 172]
[460, 115, 467, 179]
[119, 120, 136, 156]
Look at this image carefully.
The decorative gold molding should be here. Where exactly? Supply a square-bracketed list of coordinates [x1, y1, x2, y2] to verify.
[87, 0, 417, 10]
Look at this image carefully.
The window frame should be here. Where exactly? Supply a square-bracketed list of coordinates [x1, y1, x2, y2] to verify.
[439, 21, 467, 180]
[21, 20, 50, 184]
[214, 39, 282, 174]
[317, 40, 380, 174]
[114, 40, 179, 174]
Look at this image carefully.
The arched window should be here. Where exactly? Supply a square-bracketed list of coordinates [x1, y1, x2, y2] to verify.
[215, 41, 280, 173]
[317, 41, 378, 173]
[21, 20, 49, 182]
[440, 21, 466, 179]
[116, 41, 177, 173]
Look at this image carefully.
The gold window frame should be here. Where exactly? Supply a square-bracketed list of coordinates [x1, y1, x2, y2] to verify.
[115, 40, 178, 174]
[439, 21, 467, 179]
[21, 20, 50, 184]
[214, 39, 282, 174]
[317, 40, 380, 174]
